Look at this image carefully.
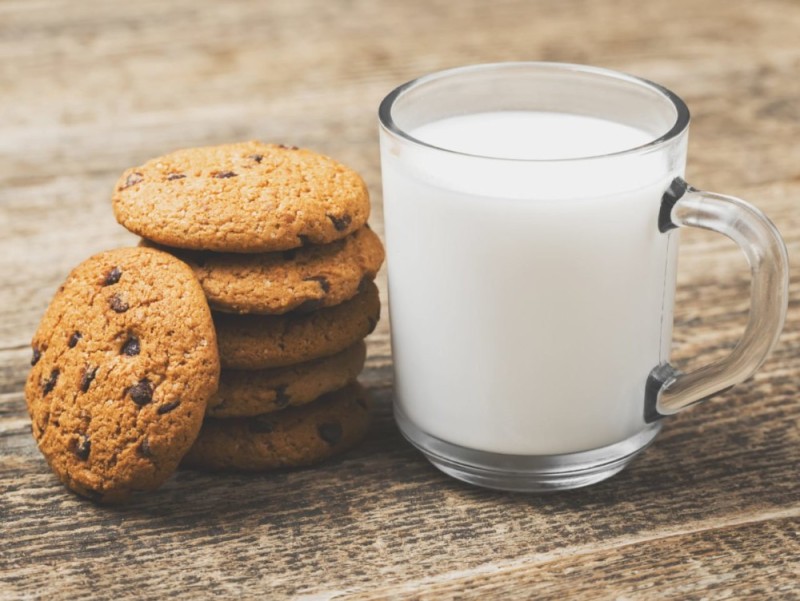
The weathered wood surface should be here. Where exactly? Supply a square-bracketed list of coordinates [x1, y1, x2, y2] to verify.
[1, 0, 799, 598]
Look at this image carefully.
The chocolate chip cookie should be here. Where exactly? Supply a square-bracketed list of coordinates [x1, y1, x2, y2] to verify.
[144, 225, 384, 315]
[113, 141, 371, 253]
[183, 381, 371, 471]
[25, 248, 220, 503]
[209, 341, 366, 417]
[215, 280, 380, 369]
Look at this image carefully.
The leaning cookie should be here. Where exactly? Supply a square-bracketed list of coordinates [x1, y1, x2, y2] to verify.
[25, 248, 220, 503]
[183, 381, 371, 471]
[142, 225, 384, 315]
[209, 341, 366, 417]
[215, 281, 380, 370]
[113, 141, 371, 253]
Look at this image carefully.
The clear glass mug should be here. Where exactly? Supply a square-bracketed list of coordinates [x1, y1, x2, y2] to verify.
[377, 63, 789, 492]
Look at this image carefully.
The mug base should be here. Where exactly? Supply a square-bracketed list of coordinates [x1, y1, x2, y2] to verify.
[395, 407, 662, 492]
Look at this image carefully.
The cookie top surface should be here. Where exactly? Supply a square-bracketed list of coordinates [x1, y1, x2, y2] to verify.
[113, 141, 371, 253]
[183, 381, 371, 471]
[214, 280, 380, 369]
[210, 341, 367, 417]
[146, 225, 384, 315]
[25, 247, 220, 503]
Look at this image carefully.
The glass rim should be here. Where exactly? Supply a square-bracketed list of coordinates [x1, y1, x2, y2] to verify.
[378, 61, 691, 163]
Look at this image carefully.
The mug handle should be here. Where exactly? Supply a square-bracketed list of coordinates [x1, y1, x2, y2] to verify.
[644, 178, 789, 422]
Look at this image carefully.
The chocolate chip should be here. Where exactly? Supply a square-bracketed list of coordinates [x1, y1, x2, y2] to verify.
[103, 266, 122, 286]
[80, 366, 98, 393]
[327, 213, 352, 232]
[42, 369, 59, 395]
[294, 299, 324, 313]
[121, 335, 140, 356]
[31, 346, 41, 366]
[249, 417, 275, 433]
[129, 379, 153, 406]
[109, 294, 129, 313]
[73, 434, 91, 461]
[166, 173, 186, 181]
[278, 144, 299, 150]
[282, 248, 298, 261]
[273, 385, 290, 409]
[303, 275, 330, 293]
[298, 234, 312, 246]
[367, 317, 378, 334]
[138, 437, 153, 458]
[213, 171, 237, 179]
[121, 172, 143, 189]
[249, 154, 263, 163]
[357, 275, 372, 293]
[318, 422, 343, 446]
[157, 399, 180, 414]
[68, 331, 82, 348]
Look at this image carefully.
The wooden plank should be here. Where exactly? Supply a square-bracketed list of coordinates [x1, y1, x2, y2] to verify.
[1, 380, 798, 598]
[1, 0, 799, 598]
[350, 516, 800, 600]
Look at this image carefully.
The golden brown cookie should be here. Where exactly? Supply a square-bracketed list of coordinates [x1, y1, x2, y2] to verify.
[215, 280, 380, 369]
[183, 381, 371, 471]
[143, 225, 384, 315]
[209, 341, 366, 417]
[113, 141, 371, 253]
[25, 248, 220, 503]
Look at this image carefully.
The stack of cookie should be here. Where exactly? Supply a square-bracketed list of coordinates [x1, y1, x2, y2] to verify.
[113, 141, 384, 472]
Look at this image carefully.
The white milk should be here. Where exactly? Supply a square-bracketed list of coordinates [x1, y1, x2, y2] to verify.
[381, 111, 681, 455]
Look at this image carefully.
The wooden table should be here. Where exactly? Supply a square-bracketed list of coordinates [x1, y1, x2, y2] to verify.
[2, 0, 798, 598]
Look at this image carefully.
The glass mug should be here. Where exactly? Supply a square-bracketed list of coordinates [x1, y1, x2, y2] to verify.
[377, 63, 789, 492]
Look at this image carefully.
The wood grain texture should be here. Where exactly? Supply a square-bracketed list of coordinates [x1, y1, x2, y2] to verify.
[1, 0, 799, 599]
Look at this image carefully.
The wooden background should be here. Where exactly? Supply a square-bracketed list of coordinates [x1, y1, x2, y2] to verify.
[1, 0, 799, 598]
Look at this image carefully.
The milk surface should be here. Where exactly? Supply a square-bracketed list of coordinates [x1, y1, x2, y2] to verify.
[414, 111, 651, 160]
[382, 111, 680, 455]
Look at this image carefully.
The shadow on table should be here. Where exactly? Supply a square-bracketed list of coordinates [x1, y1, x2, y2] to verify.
[92, 384, 797, 554]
